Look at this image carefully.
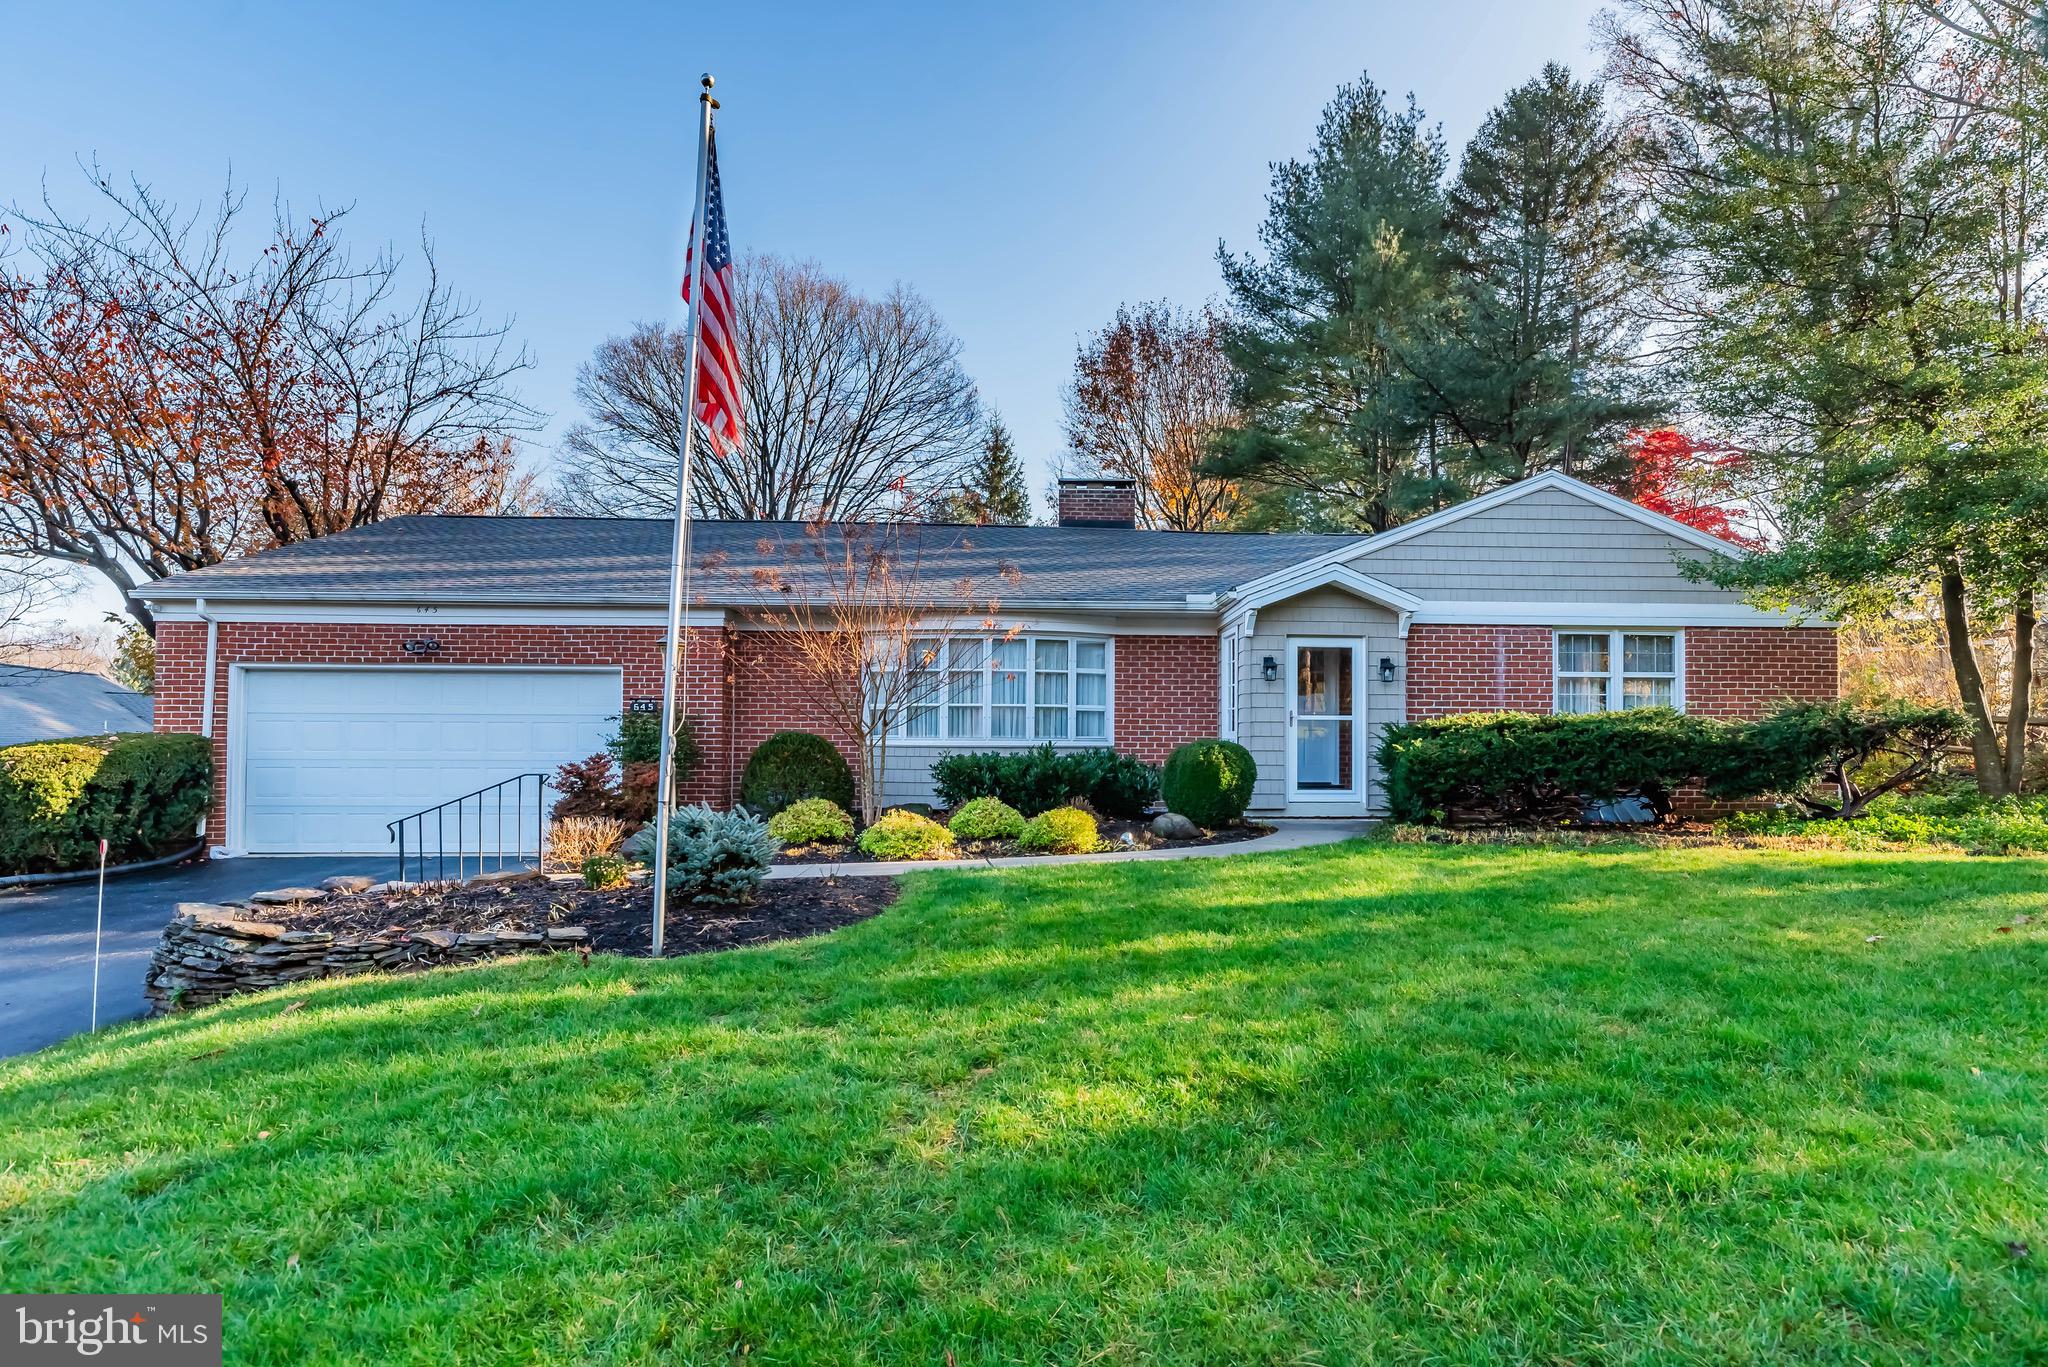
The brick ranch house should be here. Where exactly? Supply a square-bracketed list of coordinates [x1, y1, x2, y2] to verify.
[142, 473, 1837, 856]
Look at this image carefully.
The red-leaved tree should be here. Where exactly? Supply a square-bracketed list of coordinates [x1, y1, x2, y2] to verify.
[1623, 428, 1761, 549]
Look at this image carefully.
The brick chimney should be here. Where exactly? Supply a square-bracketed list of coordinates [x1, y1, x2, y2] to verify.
[1056, 477, 1138, 529]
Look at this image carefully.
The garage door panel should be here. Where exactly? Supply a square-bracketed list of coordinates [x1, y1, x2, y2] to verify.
[238, 668, 619, 854]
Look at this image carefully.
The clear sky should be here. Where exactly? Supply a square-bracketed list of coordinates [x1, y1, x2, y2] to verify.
[6, 0, 1609, 621]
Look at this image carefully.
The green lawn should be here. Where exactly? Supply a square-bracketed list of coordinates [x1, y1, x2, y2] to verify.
[3, 842, 2045, 1365]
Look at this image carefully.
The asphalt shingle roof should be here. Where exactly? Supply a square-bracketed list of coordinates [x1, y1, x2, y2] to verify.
[141, 516, 1364, 607]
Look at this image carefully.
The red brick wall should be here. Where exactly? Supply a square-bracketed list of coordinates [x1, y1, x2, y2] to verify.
[153, 620, 1220, 842]
[1113, 635, 1219, 762]
[1404, 623, 1838, 720]
[154, 621, 732, 844]
[1406, 625, 1554, 717]
[1683, 627, 1839, 718]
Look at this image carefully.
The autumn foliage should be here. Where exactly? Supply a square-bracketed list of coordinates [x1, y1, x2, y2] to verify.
[1622, 428, 1760, 548]
[0, 175, 536, 624]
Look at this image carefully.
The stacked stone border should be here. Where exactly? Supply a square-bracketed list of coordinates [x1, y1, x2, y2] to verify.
[144, 893, 588, 1014]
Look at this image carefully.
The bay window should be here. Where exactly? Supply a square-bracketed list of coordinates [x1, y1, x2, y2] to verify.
[899, 634, 1111, 742]
[1554, 630, 1682, 713]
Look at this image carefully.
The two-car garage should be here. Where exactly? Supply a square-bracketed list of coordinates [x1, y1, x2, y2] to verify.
[232, 667, 619, 854]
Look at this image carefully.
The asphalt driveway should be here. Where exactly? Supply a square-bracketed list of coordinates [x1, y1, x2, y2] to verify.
[0, 855, 391, 1058]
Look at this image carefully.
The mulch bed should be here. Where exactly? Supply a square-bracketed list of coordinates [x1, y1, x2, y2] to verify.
[776, 816, 1273, 865]
[258, 873, 899, 959]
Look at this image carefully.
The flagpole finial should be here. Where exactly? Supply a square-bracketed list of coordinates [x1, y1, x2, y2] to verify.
[700, 72, 719, 109]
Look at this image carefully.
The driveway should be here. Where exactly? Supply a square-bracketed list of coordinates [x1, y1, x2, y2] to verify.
[0, 855, 391, 1059]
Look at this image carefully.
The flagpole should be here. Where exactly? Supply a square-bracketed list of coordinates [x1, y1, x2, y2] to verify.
[652, 72, 717, 958]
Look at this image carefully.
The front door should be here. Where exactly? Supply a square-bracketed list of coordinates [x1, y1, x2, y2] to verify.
[1288, 640, 1359, 804]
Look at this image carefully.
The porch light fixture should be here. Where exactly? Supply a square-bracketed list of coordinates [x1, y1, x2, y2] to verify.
[1378, 656, 1397, 684]
[1261, 655, 1280, 682]
[402, 637, 442, 656]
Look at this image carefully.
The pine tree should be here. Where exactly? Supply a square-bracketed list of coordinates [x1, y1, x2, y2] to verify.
[942, 417, 1031, 525]
[1211, 77, 1456, 532]
[1427, 64, 1656, 490]
[1607, 0, 2048, 794]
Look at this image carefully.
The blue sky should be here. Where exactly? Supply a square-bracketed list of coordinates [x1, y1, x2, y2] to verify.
[7, 0, 1608, 619]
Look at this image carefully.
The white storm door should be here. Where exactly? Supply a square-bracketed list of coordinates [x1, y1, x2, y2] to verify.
[1288, 640, 1360, 803]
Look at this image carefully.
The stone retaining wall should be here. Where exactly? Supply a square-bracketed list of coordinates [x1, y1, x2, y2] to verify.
[143, 906, 589, 1014]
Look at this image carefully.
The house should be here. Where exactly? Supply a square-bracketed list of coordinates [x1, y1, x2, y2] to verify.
[0, 665, 153, 748]
[140, 473, 1836, 855]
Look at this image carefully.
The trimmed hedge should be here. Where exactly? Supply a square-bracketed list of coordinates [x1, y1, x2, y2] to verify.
[929, 745, 1159, 819]
[1160, 739, 1257, 827]
[741, 731, 856, 817]
[0, 731, 211, 874]
[1373, 702, 1975, 826]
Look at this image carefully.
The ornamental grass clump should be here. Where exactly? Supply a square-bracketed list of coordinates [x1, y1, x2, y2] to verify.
[766, 798, 855, 848]
[1017, 806, 1099, 854]
[857, 810, 955, 861]
[624, 804, 778, 904]
[946, 796, 1026, 842]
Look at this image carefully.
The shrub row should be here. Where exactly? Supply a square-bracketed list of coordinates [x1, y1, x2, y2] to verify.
[0, 732, 211, 874]
[1374, 702, 1974, 826]
[930, 744, 1159, 819]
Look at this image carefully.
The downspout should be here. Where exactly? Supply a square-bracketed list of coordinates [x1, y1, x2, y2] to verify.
[197, 598, 219, 841]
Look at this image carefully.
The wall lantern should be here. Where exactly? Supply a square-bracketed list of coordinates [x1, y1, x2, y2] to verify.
[1378, 656, 1398, 684]
[402, 637, 442, 656]
[1261, 655, 1280, 682]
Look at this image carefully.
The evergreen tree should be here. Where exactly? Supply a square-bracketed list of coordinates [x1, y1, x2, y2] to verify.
[942, 417, 1031, 525]
[1606, 0, 2048, 793]
[1211, 77, 1456, 532]
[1428, 63, 1656, 489]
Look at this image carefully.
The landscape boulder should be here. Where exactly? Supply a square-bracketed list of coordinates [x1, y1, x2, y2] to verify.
[1150, 813, 1202, 841]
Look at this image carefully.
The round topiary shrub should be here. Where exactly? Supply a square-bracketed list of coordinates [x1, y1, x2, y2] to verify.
[1161, 739, 1257, 828]
[947, 796, 1026, 842]
[741, 731, 856, 817]
[858, 809, 956, 861]
[766, 797, 854, 848]
[1017, 805, 1099, 854]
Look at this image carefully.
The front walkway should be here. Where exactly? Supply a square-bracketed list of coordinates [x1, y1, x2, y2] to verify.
[765, 818, 1375, 880]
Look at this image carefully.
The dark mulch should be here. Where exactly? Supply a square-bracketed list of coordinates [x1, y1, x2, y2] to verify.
[777, 816, 1274, 865]
[257, 874, 899, 959]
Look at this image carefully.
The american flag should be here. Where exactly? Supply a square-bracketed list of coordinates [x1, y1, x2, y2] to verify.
[681, 128, 743, 455]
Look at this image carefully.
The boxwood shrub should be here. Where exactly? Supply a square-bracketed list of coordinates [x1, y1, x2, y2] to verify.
[1160, 739, 1257, 827]
[857, 809, 955, 861]
[930, 744, 1159, 818]
[765, 797, 854, 848]
[1017, 806, 1099, 854]
[0, 731, 211, 874]
[946, 796, 1026, 841]
[741, 731, 856, 817]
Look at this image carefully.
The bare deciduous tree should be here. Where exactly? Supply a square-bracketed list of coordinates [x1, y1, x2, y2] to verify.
[1062, 301, 1242, 531]
[715, 524, 1018, 823]
[0, 172, 538, 627]
[553, 256, 982, 523]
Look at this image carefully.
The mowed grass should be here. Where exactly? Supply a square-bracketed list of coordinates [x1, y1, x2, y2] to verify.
[2, 842, 2045, 1365]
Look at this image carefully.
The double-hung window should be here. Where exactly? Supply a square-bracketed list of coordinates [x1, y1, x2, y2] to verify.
[899, 635, 1110, 741]
[1554, 630, 1682, 713]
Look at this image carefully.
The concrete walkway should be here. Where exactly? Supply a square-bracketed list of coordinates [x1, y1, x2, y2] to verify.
[764, 818, 1374, 880]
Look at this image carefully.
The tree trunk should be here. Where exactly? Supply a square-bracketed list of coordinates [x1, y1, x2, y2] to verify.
[1939, 563, 2012, 795]
[2007, 586, 2037, 794]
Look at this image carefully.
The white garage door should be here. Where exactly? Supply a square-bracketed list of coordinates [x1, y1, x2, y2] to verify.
[238, 667, 620, 853]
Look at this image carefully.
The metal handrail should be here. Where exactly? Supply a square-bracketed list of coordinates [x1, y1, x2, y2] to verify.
[386, 773, 551, 885]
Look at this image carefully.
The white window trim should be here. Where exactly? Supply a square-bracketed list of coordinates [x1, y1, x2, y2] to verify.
[1219, 628, 1239, 741]
[1552, 629, 1686, 714]
[892, 634, 1116, 746]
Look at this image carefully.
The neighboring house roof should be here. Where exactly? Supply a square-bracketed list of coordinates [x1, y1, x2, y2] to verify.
[0, 666, 152, 748]
[140, 516, 1364, 609]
